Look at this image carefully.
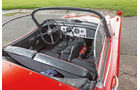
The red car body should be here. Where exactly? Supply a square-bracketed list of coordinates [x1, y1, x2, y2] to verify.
[2, 7, 122, 90]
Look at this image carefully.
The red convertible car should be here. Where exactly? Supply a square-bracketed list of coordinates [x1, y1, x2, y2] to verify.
[2, 7, 122, 90]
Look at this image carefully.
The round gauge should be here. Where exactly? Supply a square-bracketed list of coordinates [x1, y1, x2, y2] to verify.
[74, 28, 80, 34]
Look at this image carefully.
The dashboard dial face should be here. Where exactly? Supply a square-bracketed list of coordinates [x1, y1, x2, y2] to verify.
[61, 26, 90, 39]
[74, 28, 80, 34]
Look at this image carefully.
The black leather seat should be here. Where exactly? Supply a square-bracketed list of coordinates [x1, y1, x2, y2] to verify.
[4, 46, 37, 58]
[33, 53, 92, 79]
[39, 50, 59, 58]
[39, 40, 68, 58]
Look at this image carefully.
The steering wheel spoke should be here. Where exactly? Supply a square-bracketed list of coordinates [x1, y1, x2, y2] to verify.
[50, 34, 54, 44]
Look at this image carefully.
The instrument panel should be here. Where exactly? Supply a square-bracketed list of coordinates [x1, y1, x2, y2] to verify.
[60, 26, 95, 39]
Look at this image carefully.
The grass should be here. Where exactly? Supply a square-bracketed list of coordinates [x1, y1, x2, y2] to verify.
[2, 0, 137, 16]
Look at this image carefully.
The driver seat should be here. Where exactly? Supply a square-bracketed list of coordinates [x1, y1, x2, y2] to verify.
[39, 39, 68, 58]
[39, 49, 59, 58]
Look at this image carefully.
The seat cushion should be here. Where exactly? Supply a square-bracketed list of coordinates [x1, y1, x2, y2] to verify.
[4, 46, 37, 58]
[39, 50, 59, 58]
[39, 39, 68, 58]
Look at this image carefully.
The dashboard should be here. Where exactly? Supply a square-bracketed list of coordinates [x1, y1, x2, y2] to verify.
[58, 19, 98, 39]
[60, 26, 95, 39]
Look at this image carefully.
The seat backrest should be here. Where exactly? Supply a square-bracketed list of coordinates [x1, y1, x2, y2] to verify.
[33, 53, 91, 78]
[4, 46, 37, 58]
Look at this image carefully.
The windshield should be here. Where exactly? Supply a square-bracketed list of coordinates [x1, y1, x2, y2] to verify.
[34, 10, 100, 25]
[2, 8, 104, 45]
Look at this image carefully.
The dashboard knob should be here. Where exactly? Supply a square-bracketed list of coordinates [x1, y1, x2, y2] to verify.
[66, 28, 72, 32]
[74, 28, 80, 34]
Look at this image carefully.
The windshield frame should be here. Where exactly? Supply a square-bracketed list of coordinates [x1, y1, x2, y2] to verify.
[31, 7, 110, 38]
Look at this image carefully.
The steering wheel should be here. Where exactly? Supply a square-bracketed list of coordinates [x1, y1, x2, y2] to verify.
[40, 19, 60, 44]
